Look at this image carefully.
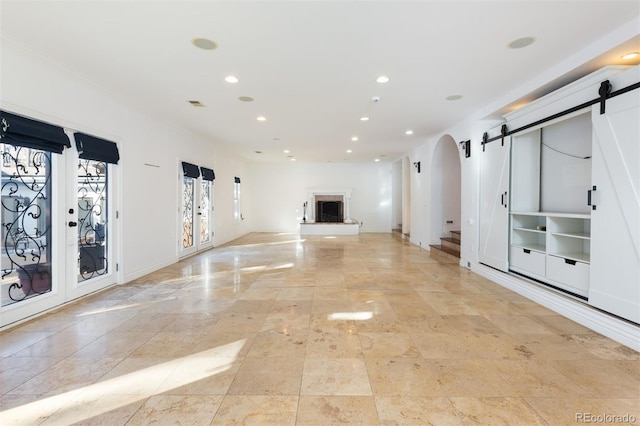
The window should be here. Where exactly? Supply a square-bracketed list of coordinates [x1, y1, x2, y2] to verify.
[234, 177, 241, 222]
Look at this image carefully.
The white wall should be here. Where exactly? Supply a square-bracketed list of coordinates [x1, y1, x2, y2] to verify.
[430, 135, 461, 244]
[391, 160, 402, 229]
[249, 162, 392, 233]
[0, 37, 252, 284]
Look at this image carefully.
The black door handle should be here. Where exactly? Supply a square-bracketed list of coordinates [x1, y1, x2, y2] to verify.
[68, 221, 77, 227]
[588, 185, 597, 210]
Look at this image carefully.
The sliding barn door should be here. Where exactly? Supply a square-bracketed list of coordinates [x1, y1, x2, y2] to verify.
[479, 137, 511, 272]
[589, 91, 640, 323]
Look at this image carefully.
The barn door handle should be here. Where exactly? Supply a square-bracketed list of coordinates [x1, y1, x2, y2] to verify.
[588, 186, 597, 210]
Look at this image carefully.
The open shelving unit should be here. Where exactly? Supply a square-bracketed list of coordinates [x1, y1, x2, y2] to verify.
[511, 213, 546, 253]
[510, 211, 591, 298]
[547, 215, 591, 263]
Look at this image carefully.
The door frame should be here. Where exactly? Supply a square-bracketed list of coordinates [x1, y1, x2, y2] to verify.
[178, 160, 214, 259]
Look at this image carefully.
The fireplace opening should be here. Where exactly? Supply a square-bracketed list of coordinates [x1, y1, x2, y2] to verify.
[316, 201, 343, 223]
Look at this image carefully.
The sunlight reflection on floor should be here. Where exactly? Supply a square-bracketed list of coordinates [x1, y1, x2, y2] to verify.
[0, 339, 245, 425]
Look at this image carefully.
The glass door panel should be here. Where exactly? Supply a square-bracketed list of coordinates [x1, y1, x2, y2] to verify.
[181, 176, 196, 257]
[1, 145, 53, 306]
[200, 180, 211, 246]
[77, 159, 108, 282]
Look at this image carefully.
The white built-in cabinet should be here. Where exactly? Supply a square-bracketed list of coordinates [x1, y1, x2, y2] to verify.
[479, 65, 639, 324]
[510, 212, 591, 298]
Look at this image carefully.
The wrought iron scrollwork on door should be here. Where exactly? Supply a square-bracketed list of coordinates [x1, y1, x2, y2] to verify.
[1, 145, 52, 305]
[77, 159, 108, 281]
[182, 177, 194, 248]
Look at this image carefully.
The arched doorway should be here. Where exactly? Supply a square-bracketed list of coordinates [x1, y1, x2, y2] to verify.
[429, 135, 461, 257]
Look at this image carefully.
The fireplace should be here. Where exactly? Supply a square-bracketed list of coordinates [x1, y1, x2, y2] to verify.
[316, 200, 343, 223]
[305, 188, 353, 224]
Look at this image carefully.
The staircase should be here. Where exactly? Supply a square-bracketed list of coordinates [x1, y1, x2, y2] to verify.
[429, 230, 460, 260]
[392, 225, 409, 240]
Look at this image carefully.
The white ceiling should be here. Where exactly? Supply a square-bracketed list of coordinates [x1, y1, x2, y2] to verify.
[1, 1, 639, 163]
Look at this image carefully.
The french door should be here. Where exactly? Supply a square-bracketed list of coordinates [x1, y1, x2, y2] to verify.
[179, 162, 214, 258]
[0, 114, 118, 328]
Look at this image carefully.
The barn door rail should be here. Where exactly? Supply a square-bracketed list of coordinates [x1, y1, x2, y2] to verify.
[481, 80, 640, 150]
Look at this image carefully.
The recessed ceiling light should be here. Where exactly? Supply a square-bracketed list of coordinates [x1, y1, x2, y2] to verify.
[225, 75, 239, 83]
[376, 76, 390, 83]
[284, 149, 290, 153]
[346, 149, 352, 153]
[191, 37, 217, 50]
[257, 116, 266, 122]
[405, 130, 414, 135]
[290, 158, 296, 162]
[446, 95, 463, 101]
[621, 52, 639, 60]
[188, 100, 205, 107]
[508, 36, 536, 49]
[351, 136, 359, 141]
[374, 158, 380, 162]
[360, 117, 369, 121]
[238, 96, 254, 102]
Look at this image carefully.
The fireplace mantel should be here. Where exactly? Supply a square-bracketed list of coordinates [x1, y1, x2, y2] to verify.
[305, 188, 353, 223]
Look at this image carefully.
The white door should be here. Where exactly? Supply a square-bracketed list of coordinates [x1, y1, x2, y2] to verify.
[589, 91, 640, 323]
[1, 144, 65, 326]
[66, 133, 118, 300]
[0, 117, 119, 327]
[479, 136, 511, 271]
[179, 162, 214, 258]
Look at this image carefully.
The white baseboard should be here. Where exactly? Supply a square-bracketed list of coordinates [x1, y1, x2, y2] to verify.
[472, 263, 640, 351]
[122, 257, 176, 284]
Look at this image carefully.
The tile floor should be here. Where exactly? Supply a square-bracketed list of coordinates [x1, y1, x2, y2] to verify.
[1, 232, 639, 425]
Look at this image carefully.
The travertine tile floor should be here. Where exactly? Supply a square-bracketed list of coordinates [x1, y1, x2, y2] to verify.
[1, 232, 639, 425]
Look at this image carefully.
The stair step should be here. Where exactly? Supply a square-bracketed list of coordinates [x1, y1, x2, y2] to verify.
[450, 230, 461, 240]
[440, 237, 460, 251]
[440, 237, 460, 245]
[429, 244, 460, 260]
[392, 228, 410, 240]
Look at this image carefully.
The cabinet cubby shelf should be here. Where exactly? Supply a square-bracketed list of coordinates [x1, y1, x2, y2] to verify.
[513, 227, 545, 234]
[552, 231, 590, 240]
[511, 211, 591, 219]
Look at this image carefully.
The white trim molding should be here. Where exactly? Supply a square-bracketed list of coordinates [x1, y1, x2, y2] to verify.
[305, 188, 353, 223]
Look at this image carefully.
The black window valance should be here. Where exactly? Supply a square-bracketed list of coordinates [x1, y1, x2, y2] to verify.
[0, 110, 71, 154]
[75, 132, 120, 164]
[201, 167, 215, 181]
[182, 161, 200, 178]
[234, 176, 241, 184]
